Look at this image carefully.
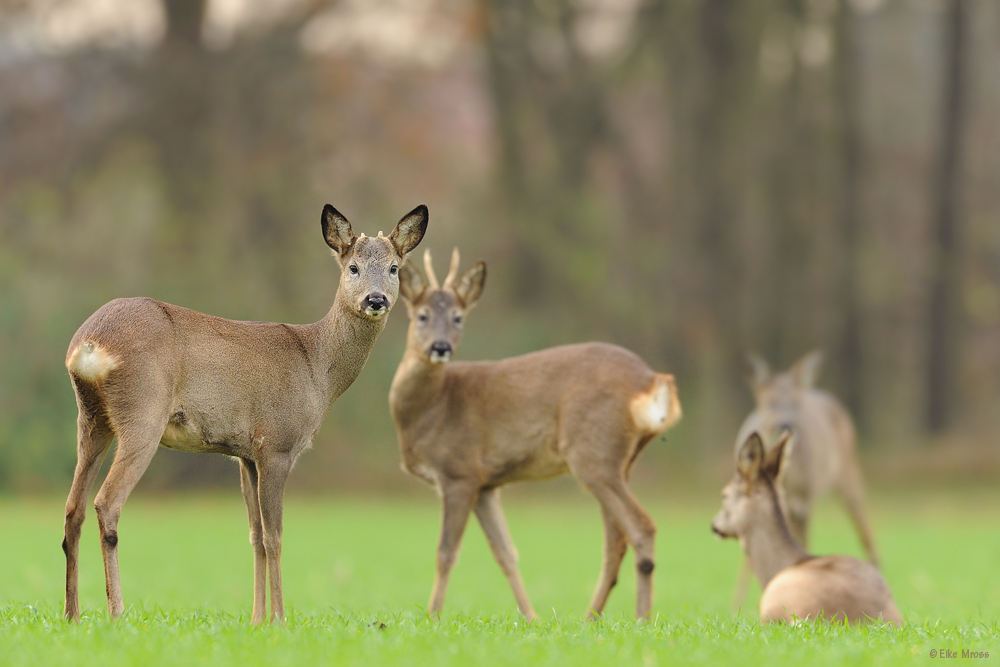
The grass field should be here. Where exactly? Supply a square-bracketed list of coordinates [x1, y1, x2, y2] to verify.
[1, 488, 998, 665]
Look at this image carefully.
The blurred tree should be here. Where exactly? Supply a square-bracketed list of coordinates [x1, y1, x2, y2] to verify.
[926, 0, 968, 433]
[833, 0, 866, 429]
[481, 0, 614, 312]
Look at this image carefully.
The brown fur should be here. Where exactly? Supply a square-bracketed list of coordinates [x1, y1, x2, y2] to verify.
[712, 433, 902, 626]
[388, 249, 682, 621]
[61, 204, 427, 623]
[731, 351, 879, 608]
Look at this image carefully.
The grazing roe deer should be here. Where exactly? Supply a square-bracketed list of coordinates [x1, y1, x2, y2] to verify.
[62, 204, 427, 623]
[712, 432, 902, 626]
[731, 351, 878, 608]
[388, 249, 682, 620]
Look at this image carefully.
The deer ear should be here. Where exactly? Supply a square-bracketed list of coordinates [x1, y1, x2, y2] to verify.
[791, 350, 824, 389]
[747, 353, 770, 394]
[737, 433, 766, 481]
[398, 264, 426, 304]
[322, 205, 355, 256]
[763, 430, 794, 480]
[389, 205, 428, 256]
[454, 261, 486, 308]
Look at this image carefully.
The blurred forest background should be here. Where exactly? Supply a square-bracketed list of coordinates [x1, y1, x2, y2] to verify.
[1, 0, 998, 495]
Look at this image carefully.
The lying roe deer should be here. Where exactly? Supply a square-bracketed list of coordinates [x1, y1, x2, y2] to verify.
[62, 204, 427, 623]
[712, 432, 902, 626]
[731, 351, 878, 608]
[388, 249, 682, 621]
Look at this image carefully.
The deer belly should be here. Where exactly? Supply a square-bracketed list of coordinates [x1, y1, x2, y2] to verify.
[159, 412, 241, 455]
[159, 420, 206, 453]
[489, 448, 568, 484]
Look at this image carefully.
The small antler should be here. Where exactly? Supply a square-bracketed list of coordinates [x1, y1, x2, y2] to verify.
[442, 247, 461, 289]
[423, 249, 440, 290]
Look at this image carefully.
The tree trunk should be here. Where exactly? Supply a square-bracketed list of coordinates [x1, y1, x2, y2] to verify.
[835, 0, 866, 430]
[926, 0, 968, 433]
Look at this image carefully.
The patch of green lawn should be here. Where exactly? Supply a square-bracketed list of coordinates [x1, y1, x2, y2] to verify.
[1, 489, 998, 665]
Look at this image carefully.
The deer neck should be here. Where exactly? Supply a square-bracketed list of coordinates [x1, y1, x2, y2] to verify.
[389, 345, 448, 429]
[308, 289, 388, 406]
[740, 482, 809, 588]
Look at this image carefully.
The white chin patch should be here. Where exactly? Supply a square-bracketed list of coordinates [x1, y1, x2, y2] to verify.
[365, 307, 387, 318]
[429, 351, 451, 364]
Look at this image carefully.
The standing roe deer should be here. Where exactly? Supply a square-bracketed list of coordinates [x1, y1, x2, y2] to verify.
[62, 204, 427, 623]
[730, 351, 878, 608]
[388, 249, 682, 621]
[712, 431, 901, 625]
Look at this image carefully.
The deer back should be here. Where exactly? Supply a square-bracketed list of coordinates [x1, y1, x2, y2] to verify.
[761, 556, 902, 625]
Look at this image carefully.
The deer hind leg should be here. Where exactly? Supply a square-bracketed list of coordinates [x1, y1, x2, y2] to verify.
[93, 416, 166, 618]
[238, 458, 267, 624]
[428, 481, 478, 617]
[836, 460, 880, 566]
[573, 463, 656, 620]
[63, 409, 114, 621]
[255, 453, 292, 623]
[586, 504, 628, 619]
[474, 487, 536, 621]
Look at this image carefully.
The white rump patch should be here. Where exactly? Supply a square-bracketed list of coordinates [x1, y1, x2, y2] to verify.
[67, 341, 120, 382]
[630, 374, 682, 434]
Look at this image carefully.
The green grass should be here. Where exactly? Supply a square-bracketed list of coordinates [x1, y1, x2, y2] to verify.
[1, 489, 998, 665]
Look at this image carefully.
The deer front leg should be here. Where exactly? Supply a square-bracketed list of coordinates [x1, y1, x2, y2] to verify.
[586, 504, 628, 619]
[730, 555, 753, 612]
[238, 458, 267, 625]
[836, 462, 880, 566]
[93, 421, 164, 618]
[474, 487, 536, 620]
[63, 418, 113, 621]
[785, 495, 810, 549]
[428, 481, 477, 617]
[256, 454, 292, 624]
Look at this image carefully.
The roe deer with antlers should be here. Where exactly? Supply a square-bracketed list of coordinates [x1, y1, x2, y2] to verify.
[730, 351, 879, 609]
[62, 204, 427, 623]
[713, 432, 901, 626]
[388, 249, 682, 621]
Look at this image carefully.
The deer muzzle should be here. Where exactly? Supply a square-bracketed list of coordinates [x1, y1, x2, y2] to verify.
[711, 523, 731, 540]
[429, 341, 452, 363]
[363, 293, 389, 318]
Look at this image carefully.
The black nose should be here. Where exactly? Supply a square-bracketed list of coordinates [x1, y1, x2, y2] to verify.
[364, 294, 387, 311]
[430, 342, 452, 356]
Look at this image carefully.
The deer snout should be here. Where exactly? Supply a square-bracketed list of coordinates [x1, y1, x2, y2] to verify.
[428, 341, 452, 363]
[363, 293, 389, 317]
[711, 522, 731, 540]
[711, 510, 733, 539]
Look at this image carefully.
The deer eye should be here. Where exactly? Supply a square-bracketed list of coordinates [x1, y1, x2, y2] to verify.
[453, 315, 463, 326]
[349, 265, 359, 275]
[390, 265, 398, 275]
[417, 313, 428, 323]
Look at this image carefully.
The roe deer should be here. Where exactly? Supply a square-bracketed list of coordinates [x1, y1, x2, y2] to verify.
[712, 432, 901, 626]
[731, 351, 878, 608]
[62, 204, 427, 623]
[388, 249, 682, 621]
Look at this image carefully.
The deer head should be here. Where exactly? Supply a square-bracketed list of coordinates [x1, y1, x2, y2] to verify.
[712, 430, 794, 540]
[322, 204, 428, 320]
[746, 351, 824, 439]
[397, 247, 486, 363]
